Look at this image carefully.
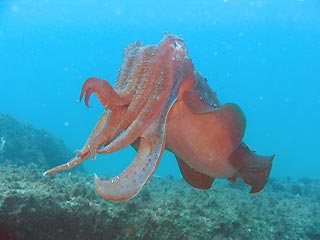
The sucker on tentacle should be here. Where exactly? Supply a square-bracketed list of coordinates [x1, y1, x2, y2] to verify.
[95, 96, 174, 201]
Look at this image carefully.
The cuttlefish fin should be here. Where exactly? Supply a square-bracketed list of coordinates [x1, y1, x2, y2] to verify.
[80, 77, 130, 110]
[228, 143, 275, 193]
[94, 112, 168, 202]
[176, 156, 214, 189]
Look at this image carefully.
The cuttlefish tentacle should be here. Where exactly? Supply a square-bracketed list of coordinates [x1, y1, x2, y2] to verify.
[75, 110, 110, 159]
[107, 47, 160, 140]
[98, 72, 170, 154]
[43, 151, 91, 175]
[87, 108, 127, 159]
[78, 72, 139, 158]
[81, 108, 126, 160]
[45, 78, 130, 173]
[98, 42, 193, 155]
[43, 108, 126, 174]
[79, 46, 160, 157]
[95, 108, 169, 202]
[43, 34, 274, 202]
[43, 112, 110, 174]
[115, 41, 144, 92]
[80, 77, 131, 109]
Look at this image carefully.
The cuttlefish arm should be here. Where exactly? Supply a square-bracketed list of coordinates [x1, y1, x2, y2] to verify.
[43, 151, 91, 175]
[78, 77, 130, 158]
[44, 77, 130, 175]
[95, 108, 168, 202]
[79, 77, 131, 109]
[94, 46, 193, 201]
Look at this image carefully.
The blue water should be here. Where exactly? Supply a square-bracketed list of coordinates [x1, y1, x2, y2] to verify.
[0, 0, 319, 180]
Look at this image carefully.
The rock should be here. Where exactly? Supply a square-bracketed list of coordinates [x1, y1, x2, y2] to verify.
[0, 113, 78, 171]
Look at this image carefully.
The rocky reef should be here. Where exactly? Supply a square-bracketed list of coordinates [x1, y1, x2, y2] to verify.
[0, 113, 75, 170]
[0, 113, 319, 240]
[0, 161, 319, 240]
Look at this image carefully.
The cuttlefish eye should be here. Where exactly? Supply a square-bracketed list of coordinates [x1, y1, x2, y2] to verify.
[172, 40, 184, 49]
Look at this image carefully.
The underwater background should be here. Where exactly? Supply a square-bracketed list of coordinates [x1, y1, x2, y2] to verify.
[1, 0, 320, 179]
[1, 1, 320, 239]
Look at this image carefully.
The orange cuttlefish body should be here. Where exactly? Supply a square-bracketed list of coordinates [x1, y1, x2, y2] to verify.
[44, 34, 274, 202]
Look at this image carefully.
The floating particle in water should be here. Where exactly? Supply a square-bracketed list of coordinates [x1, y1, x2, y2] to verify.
[0, 137, 6, 153]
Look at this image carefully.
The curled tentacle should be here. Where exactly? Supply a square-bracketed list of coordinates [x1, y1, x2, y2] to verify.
[80, 77, 131, 110]
[95, 109, 168, 202]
